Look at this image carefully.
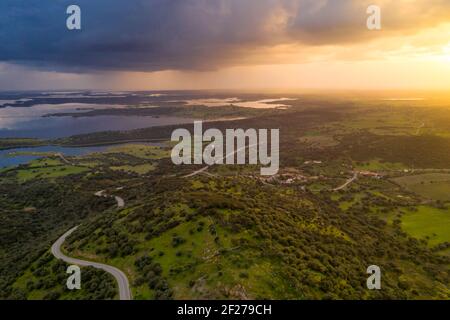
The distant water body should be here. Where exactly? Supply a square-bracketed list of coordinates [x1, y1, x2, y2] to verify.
[0, 103, 193, 139]
[0, 145, 109, 168]
[0, 103, 192, 168]
[0, 143, 164, 168]
[182, 97, 295, 109]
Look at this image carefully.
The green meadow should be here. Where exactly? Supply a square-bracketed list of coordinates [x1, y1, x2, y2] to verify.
[393, 173, 450, 201]
[16, 165, 88, 182]
[402, 206, 450, 247]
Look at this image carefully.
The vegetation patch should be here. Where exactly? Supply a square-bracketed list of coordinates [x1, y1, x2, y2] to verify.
[401, 206, 450, 247]
[392, 173, 450, 201]
[300, 135, 338, 148]
[105, 144, 169, 160]
[11, 252, 117, 300]
[16, 165, 88, 182]
[0, 138, 44, 150]
[354, 159, 406, 171]
[111, 164, 155, 175]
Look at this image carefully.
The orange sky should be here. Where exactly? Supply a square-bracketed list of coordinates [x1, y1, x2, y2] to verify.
[117, 22, 450, 91]
[1, 0, 449, 91]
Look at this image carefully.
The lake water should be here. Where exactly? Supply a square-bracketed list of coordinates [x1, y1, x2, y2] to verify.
[0, 103, 193, 168]
[0, 103, 193, 139]
[0, 145, 107, 168]
[0, 143, 164, 168]
[181, 97, 296, 109]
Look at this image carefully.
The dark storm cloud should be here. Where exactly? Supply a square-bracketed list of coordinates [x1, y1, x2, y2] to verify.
[0, 0, 449, 72]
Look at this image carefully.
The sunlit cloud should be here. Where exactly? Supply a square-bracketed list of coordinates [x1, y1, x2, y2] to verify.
[0, 0, 449, 90]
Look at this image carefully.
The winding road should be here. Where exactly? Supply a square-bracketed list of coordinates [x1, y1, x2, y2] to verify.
[54, 153, 72, 165]
[51, 226, 132, 300]
[51, 191, 129, 299]
[94, 190, 125, 208]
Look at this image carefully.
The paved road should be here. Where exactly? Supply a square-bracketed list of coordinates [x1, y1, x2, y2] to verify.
[95, 190, 125, 208]
[51, 226, 132, 300]
[183, 143, 259, 178]
[183, 166, 210, 178]
[55, 153, 72, 165]
[333, 172, 358, 191]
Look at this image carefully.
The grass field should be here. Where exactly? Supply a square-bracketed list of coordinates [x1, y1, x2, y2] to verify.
[402, 206, 450, 247]
[27, 158, 64, 168]
[105, 144, 169, 160]
[393, 173, 450, 201]
[16, 165, 88, 182]
[69, 209, 284, 300]
[138, 216, 283, 300]
[335, 106, 424, 136]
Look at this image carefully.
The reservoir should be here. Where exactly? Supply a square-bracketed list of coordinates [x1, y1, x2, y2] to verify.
[0, 103, 192, 168]
[0, 103, 193, 139]
[0, 143, 164, 168]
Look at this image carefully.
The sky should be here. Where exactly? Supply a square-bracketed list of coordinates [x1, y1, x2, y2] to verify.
[0, 0, 449, 91]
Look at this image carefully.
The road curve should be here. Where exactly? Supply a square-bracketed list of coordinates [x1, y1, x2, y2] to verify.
[51, 226, 132, 300]
[94, 190, 125, 208]
[333, 172, 358, 191]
